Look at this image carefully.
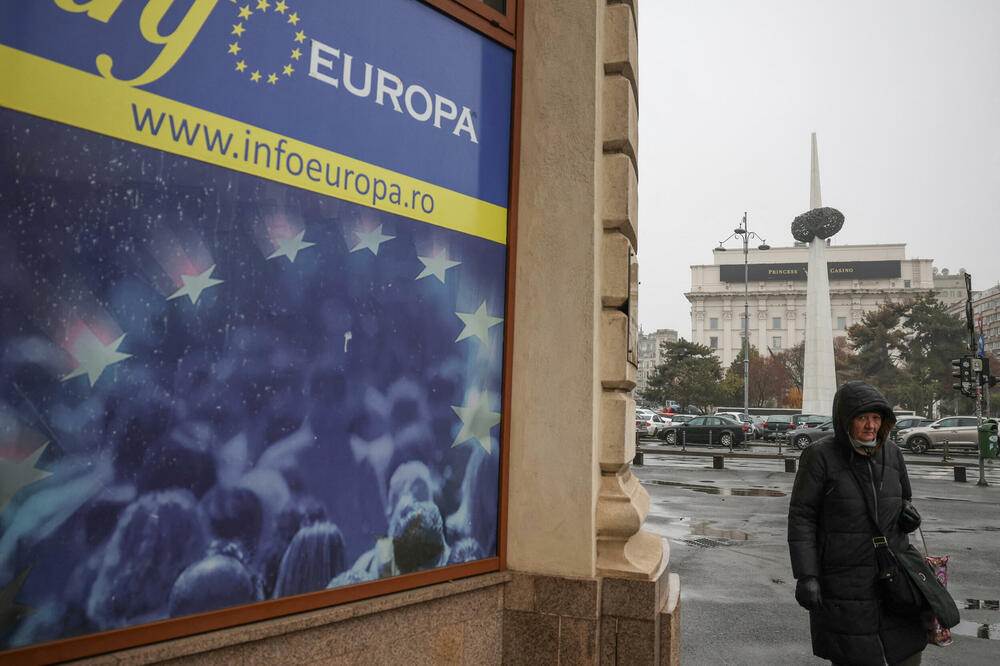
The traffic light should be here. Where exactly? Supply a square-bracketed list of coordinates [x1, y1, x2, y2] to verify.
[951, 356, 974, 397]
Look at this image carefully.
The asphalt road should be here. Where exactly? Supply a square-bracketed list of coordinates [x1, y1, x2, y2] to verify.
[633, 451, 1000, 665]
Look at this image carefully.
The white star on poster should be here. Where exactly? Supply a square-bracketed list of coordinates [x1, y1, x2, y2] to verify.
[416, 248, 461, 283]
[455, 302, 503, 344]
[0, 567, 33, 630]
[267, 230, 315, 263]
[167, 265, 224, 304]
[0, 443, 51, 515]
[350, 225, 394, 256]
[451, 390, 501, 453]
[61, 333, 131, 386]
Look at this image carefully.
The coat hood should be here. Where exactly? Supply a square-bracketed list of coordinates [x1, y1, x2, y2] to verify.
[831, 381, 896, 448]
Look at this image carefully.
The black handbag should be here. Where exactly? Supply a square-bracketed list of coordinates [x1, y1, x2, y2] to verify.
[872, 535, 928, 615]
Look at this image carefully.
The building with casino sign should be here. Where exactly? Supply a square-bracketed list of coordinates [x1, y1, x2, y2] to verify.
[686, 242, 934, 367]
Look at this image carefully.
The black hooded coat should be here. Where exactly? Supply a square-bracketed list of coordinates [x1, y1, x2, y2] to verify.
[787, 381, 927, 665]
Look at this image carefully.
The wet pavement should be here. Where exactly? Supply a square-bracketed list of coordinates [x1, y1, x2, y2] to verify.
[634, 452, 1000, 665]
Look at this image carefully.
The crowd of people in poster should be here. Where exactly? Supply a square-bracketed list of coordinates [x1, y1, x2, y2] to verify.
[0, 109, 504, 649]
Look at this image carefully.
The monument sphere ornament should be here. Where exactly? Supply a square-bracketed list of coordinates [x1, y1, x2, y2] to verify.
[791, 206, 844, 243]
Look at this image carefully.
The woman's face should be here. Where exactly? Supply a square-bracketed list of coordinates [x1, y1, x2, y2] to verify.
[850, 412, 882, 441]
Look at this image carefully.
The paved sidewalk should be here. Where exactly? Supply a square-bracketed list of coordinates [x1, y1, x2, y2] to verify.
[635, 453, 1000, 665]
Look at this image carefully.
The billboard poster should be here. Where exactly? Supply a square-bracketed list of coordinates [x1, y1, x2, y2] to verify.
[0, 0, 512, 651]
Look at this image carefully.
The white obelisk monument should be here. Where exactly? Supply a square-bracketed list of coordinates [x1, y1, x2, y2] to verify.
[799, 133, 839, 415]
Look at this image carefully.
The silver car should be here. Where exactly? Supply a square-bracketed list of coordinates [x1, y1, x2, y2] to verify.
[899, 416, 979, 454]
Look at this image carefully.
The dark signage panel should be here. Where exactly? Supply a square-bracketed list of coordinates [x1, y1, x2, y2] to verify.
[0, 0, 511, 652]
[720, 260, 902, 282]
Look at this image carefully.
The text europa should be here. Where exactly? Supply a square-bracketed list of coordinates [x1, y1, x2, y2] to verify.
[309, 39, 480, 144]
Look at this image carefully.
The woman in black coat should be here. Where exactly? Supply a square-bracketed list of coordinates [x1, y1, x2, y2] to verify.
[787, 381, 926, 665]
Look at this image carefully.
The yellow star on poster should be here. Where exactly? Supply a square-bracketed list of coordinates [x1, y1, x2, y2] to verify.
[256, 0, 270, 10]
[451, 390, 501, 453]
[227, 42, 241, 55]
[283, 63, 294, 76]
[61, 333, 131, 386]
[294, 30, 306, 43]
[455, 302, 503, 344]
[238, 4, 252, 19]
[275, 0, 289, 13]
[267, 72, 278, 84]
[235, 59, 247, 72]
[287, 11, 300, 25]
[290, 47, 302, 60]
[0, 443, 52, 514]
[232, 22, 245, 36]
[167, 265, 224, 305]
[250, 70, 261, 82]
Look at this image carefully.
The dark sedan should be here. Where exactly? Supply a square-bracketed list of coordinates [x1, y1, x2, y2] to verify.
[788, 421, 833, 450]
[661, 415, 748, 448]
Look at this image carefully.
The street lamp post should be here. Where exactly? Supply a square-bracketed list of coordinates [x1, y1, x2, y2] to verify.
[718, 213, 770, 425]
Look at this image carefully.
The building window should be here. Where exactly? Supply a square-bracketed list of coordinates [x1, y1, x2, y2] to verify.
[772, 336, 782, 349]
[837, 316, 847, 329]
[709, 317, 719, 330]
[772, 317, 781, 329]
[709, 336, 719, 349]
[904, 280, 911, 288]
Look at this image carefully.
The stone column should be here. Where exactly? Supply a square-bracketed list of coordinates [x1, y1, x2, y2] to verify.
[506, 1, 679, 663]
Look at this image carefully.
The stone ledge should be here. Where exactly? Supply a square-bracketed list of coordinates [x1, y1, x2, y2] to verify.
[73, 572, 511, 665]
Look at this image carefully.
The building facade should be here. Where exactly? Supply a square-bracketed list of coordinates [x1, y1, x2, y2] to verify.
[686, 243, 934, 368]
[933, 267, 970, 307]
[947, 282, 1000, 358]
[636, 327, 679, 395]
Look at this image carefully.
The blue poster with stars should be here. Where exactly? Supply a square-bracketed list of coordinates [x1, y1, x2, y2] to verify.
[0, 0, 511, 652]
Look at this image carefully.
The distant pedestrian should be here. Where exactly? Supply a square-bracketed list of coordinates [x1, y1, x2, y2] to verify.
[787, 381, 926, 665]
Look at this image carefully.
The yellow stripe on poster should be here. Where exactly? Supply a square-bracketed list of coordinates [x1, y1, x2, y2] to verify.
[0, 45, 508, 245]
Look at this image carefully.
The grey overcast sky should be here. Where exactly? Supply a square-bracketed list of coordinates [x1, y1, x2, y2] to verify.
[636, 0, 1000, 337]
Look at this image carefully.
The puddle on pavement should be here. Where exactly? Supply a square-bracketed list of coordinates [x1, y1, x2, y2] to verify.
[951, 620, 1000, 640]
[642, 479, 786, 497]
[959, 599, 1000, 610]
[651, 517, 756, 546]
[689, 520, 755, 541]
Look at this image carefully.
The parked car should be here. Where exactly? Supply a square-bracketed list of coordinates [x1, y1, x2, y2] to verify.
[716, 412, 761, 439]
[899, 416, 981, 454]
[890, 416, 931, 443]
[759, 414, 795, 441]
[791, 414, 828, 429]
[657, 413, 694, 439]
[661, 415, 748, 448]
[636, 412, 669, 439]
[787, 421, 833, 450]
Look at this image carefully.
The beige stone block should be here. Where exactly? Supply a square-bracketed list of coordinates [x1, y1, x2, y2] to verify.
[602, 74, 637, 167]
[601, 230, 631, 308]
[602, 540, 671, 620]
[602, 153, 638, 247]
[599, 390, 635, 470]
[603, 2, 638, 93]
[659, 573, 682, 666]
[599, 310, 636, 390]
[559, 617, 599, 666]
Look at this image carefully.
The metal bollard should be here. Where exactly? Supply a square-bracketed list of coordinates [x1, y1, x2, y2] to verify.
[713, 456, 724, 469]
[954, 466, 966, 482]
[785, 458, 796, 473]
[633, 431, 642, 466]
[681, 429, 687, 451]
[942, 440, 950, 462]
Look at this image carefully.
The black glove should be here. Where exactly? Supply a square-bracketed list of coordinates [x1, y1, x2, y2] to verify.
[795, 576, 823, 611]
[899, 500, 921, 533]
